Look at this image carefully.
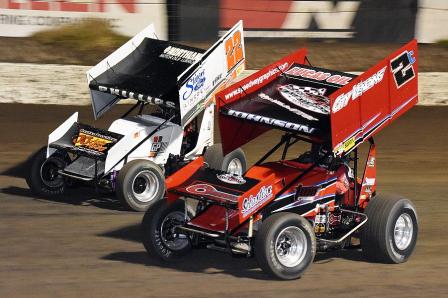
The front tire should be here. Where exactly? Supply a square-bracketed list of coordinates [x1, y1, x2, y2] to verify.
[116, 160, 165, 212]
[26, 146, 67, 197]
[255, 213, 316, 280]
[361, 195, 418, 263]
[142, 199, 191, 261]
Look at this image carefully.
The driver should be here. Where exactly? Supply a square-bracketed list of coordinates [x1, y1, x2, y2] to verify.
[297, 143, 352, 200]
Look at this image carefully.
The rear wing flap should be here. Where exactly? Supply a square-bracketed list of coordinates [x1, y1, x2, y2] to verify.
[330, 40, 418, 156]
[87, 24, 158, 119]
[86, 21, 246, 126]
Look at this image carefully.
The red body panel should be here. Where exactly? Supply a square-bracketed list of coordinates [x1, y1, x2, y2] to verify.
[358, 144, 377, 208]
[181, 160, 343, 232]
[165, 157, 204, 202]
[330, 40, 418, 156]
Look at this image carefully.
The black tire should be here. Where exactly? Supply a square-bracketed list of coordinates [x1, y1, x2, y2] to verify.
[255, 212, 316, 280]
[203, 143, 224, 170]
[204, 143, 247, 175]
[222, 147, 247, 175]
[361, 195, 418, 263]
[116, 160, 165, 212]
[26, 146, 67, 197]
[142, 199, 192, 261]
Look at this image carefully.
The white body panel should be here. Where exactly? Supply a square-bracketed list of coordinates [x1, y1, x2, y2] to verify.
[184, 103, 215, 160]
[105, 115, 182, 173]
[47, 112, 78, 157]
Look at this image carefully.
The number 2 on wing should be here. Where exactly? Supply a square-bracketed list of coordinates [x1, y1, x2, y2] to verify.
[225, 30, 243, 71]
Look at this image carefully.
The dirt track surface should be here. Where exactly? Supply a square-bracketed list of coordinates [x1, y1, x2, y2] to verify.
[0, 104, 447, 297]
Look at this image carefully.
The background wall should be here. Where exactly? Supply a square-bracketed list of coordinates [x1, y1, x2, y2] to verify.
[0, 0, 446, 42]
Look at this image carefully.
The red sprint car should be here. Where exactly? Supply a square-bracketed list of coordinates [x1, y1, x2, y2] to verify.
[141, 40, 419, 280]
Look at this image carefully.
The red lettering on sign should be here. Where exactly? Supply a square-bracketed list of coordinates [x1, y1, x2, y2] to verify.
[31, 1, 49, 10]
[60, 2, 89, 12]
[2, 0, 136, 13]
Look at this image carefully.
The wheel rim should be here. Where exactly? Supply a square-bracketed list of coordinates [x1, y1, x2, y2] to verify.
[275, 226, 308, 268]
[160, 211, 189, 251]
[394, 213, 414, 250]
[40, 158, 65, 188]
[227, 158, 243, 175]
[132, 170, 159, 203]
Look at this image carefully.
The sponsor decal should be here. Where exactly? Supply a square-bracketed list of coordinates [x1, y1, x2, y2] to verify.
[212, 73, 223, 87]
[332, 66, 386, 113]
[364, 185, 372, 194]
[368, 156, 375, 167]
[343, 137, 356, 152]
[259, 92, 318, 121]
[242, 185, 273, 217]
[280, 85, 326, 96]
[182, 69, 206, 101]
[159, 46, 202, 64]
[224, 29, 244, 72]
[285, 66, 353, 86]
[334, 143, 344, 156]
[226, 109, 317, 134]
[364, 177, 376, 186]
[277, 84, 329, 115]
[74, 129, 115, 152]
[391, 50, 416, 88]
[223, 62, 289, 100]
[186, 183, 238, 201]
[149, 135, 167, 157]
[97, 85, 176, 108]
[216, 173, 246, 185]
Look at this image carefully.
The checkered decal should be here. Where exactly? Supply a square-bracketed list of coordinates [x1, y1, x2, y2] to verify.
[280, 84, 326, 96]
[278, 84, 330, 115]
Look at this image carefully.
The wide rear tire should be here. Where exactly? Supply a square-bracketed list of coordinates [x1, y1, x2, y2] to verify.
[361, 195, 418, 263]
[255, 212, 316, 280]
[116, 160, 165, 212]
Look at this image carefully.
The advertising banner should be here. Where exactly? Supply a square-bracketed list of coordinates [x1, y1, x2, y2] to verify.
[0, 0, 167, 38]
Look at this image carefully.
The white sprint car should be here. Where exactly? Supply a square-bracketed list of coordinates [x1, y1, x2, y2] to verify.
[26, 21, 247, 211]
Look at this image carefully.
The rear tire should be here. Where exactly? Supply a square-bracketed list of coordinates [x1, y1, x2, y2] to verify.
[116, 160, 165, 212]
[26, 146, 67, 197]
[255, 212, 316, 280]
[142, 199, 191, 261]
[204, 143, 247, 175]
[222, 148, 247, 175]
[361, 195, 418, 263]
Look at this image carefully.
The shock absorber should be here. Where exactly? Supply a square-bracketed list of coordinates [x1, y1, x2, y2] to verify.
[314, 204, 327, 236]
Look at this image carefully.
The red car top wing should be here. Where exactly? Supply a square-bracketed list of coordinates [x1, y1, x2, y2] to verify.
[330, 40, 418, 156]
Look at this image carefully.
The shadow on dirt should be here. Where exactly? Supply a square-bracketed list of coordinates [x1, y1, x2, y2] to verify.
[0, 185, 130, 211]
[103, 249, 270, 280]
[1, 157, 30, 178]
[99, 222, 142, 243]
